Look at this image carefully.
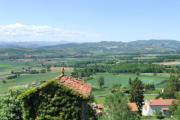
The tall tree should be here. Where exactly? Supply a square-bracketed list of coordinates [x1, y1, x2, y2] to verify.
[98, 76, 104, 88]
[129, 77, 132, 85]
[129, 77, 144, 113]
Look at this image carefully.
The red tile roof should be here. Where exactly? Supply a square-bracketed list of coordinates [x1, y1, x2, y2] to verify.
[149, 98, 176, 106]
[98, 104, 104, 109]
[128, 102, 138, 112]
[59, 75, 92, 96]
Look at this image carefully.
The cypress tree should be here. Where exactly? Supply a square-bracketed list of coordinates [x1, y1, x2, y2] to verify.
[129, 77, 144, 114]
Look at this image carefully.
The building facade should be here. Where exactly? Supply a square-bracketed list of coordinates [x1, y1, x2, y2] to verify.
[142, 98, 176, 116]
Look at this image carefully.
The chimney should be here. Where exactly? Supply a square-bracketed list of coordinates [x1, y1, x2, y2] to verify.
[59, 67, 65, 79]
[61, 67, 64, 76]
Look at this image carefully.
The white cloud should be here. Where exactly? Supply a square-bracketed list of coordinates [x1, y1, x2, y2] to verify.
[0, 23, 101, 42]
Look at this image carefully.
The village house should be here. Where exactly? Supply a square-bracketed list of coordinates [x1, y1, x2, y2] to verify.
[142, 98, 177, 116]
[90, 103, 104, 115]
[19, 68, 92, 120]
[128, 102, 139, 112]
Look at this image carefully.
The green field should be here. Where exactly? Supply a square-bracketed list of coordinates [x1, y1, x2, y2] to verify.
[88, 72, 169, 88]
[0, 61, 28, 76]
[0, 60, 72, 95]
[87, 72, 168, 104]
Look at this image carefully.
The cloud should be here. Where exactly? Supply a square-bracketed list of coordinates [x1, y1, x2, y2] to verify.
[0, 23, 100, 42]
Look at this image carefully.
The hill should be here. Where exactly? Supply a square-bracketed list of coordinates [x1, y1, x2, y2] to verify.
[1, 39, 180, 59]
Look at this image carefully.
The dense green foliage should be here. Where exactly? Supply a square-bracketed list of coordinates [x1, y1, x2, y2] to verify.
[101, 92, 140, 120]
[72, 63, 165, 78]
[154, 109, 164, 119]
[98, 76, 104, 88]
[129, 77, 144, 113]
[173, 105, 180, 120]
[169, 101, 180, 116]
[108, 63, 164, 73]
[161, 75, 180, 99]
[109, 84, 122, 93]
[72, 65, 107, 78]
[19, 78, 91, 120]
[0, 90, 23, 120]
[145, 84, 155, 91]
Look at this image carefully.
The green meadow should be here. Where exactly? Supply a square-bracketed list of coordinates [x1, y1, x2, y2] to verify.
[87, 72, 169, 104]
[88, 72, 169, 88]
[0, 71, 61, 95]
[0, 60, 72, 95]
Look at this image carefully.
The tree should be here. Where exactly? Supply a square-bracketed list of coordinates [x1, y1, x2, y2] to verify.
[2, 80, 6, 84]
[46, 65, 51, 72]
[129, 77, 132, 85]
[129, 77, 144, 113]
[154, 109, 164, 119]
[145, 84, 155, 91]
[98, 76, 104, 88]
[175, 92, 180, 100]
[40, 69, 46, 73]
[173, 105, 180, 120]
[11, 70, 14, 74]
[109, 84, 121, 93]
[135, 71, 141, 76]
[162, 75, 180, 98]
[102, 92, 140, 120]
[0, 90, 23, 120]
[169, 101, 180, 116]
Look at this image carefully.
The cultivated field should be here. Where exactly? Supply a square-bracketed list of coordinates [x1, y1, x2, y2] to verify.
[0, 60, 72, 95]
[88, 72, 169, 88]
[158, 61, 180, 65]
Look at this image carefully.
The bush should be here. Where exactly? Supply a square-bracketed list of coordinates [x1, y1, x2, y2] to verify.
[40, 69, 46, 73]
[0, 90, 23, 120]
[29, 70, 39, 74]
[154, 109, 164, 119]
[6, 74, 18, 79]
[2, 80, 6, 84]
[145, 84, 155, 91]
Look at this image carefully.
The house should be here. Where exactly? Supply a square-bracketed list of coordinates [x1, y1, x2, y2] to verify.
[128, 102, 138, 112]
[90, 103, 104, 115]
[19, 68, 92, 120]
[98, 104, 104, 109]
[142, 98, 177, 116]
[31, 81, 37, 86]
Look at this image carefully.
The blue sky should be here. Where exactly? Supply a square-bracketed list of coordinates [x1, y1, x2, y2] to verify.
[0, 0, 180, 42]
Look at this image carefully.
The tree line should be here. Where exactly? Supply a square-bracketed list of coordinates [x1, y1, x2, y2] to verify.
[71, 63, 166, 78]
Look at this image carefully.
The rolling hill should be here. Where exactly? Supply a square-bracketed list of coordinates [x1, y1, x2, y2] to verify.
[1, 40, 180, 59]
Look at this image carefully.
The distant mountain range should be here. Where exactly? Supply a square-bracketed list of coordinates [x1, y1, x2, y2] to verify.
[44, 39, 180, 54]
[1, 40, 180, 58]
[0, 40, 71, 48]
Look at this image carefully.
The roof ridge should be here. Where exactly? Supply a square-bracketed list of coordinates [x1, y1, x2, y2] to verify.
[59, 75, 92, 96]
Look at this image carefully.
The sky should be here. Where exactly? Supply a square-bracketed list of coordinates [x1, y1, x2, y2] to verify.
[0, 0, 180, 42]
